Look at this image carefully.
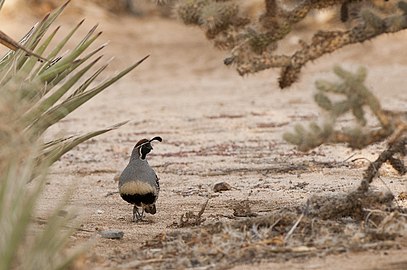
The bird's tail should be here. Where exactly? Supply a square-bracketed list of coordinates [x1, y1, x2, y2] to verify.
[144, 204, 156, 215]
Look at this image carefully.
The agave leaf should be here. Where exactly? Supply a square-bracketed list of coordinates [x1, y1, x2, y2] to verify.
[40, 121, 128, 165]
[31, 55, 149, 135]
[22, 56, 103, 126]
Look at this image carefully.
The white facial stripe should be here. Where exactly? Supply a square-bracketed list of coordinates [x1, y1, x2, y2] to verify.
[119, 181, 156, 195]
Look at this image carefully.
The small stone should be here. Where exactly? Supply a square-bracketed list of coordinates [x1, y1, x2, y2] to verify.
[99, 230, 124, 240]
[96, 210, 104, 214]
[213, 182, 232, 192]
[57, 210, 68, 217]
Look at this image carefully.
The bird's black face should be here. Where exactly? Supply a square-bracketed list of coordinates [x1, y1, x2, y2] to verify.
[139, 143, 153, 160]
[135, 136, 162, 160]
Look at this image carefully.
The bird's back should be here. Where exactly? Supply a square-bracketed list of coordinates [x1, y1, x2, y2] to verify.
[118, 160, 159, 206]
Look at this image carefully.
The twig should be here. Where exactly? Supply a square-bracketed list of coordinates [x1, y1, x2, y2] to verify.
[0, 30, 50, 62]
[105, 191, 119, 197]
[284, 200, 309, 242]
[198, 198, 210, 218]
[363, 208, 407, 218]
[358, 137, 407, 193]
[342, 153, 357, 163]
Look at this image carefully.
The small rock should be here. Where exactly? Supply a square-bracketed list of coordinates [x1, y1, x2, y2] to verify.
[99, 230, 124, 240]
[57, 210, 68, 217]
[96, 210, 104, 214]
[213, 182, 232, 192]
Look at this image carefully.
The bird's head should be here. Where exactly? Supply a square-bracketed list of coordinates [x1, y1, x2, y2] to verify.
[132, 136, 162, 160]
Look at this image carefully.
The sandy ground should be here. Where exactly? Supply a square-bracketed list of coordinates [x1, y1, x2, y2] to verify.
[1, 2, 407, 269]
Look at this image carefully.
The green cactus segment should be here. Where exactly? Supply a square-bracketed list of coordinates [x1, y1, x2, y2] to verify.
[284, 66, 397, 151]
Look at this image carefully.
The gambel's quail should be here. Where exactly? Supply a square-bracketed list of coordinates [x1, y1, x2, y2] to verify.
[118, 136, 162, 222]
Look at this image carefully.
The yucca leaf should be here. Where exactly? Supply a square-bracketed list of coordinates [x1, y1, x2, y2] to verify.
[1, 1, 149, 268]
[31, 55, 149, 134]
[0, 155, 46, 270]
[23, 190, 77, 269]
[14, 1, 70, 69]
[48, 19, 85, 60]
[40, 121, 128, 165]
[41, 43, 107, 89]
[24, 25, 61, 76]
[22, 56, 103, 127]
[0, 29, 49, 64]
[14, 14, 51, 69]
[70, 62, 109, 97]
[39, 25, 101, 78]
[43, 136, 75, 149]
[0, 25, 36, 69]
[33, 19, 85, 77]
[17, 26, 60, 80]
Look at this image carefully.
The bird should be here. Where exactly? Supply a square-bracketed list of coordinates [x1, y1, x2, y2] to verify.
[118, 136, 162, 222]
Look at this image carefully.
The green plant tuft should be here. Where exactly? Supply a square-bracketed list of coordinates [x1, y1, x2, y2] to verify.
[0, 1, 148, 268]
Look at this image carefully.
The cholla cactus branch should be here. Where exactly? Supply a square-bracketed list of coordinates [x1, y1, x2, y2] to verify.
[284, 66, 407, 151]
[176, 0, 407, 88]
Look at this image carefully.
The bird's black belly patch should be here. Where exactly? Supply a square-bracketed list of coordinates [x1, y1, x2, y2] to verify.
[120, 192, 156, 206]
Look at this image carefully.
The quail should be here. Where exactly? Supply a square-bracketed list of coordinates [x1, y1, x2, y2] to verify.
[118, 136, 162, 222]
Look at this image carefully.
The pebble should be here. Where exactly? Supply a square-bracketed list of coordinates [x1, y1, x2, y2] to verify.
[99, 230, 124, 240]
[213, 182, 232, 192]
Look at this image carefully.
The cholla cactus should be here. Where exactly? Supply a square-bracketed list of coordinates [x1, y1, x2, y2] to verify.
[284, 66, 406, 151]
[175, 0, 407, 88]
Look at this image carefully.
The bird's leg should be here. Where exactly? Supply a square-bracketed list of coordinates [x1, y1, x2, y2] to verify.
[132, 205, 145, 222]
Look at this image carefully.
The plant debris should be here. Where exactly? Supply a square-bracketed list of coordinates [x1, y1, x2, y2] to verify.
[176, 199, 209, 228]
[233, 200, 257, 217]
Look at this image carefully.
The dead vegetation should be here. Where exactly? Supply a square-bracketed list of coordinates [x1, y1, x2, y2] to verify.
[176, 199, 209, 227]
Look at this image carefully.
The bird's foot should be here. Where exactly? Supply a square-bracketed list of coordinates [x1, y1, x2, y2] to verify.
[132, 205, 144, 222]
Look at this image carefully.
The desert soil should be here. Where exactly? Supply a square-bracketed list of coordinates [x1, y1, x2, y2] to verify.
[1, 2, 407, 270]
